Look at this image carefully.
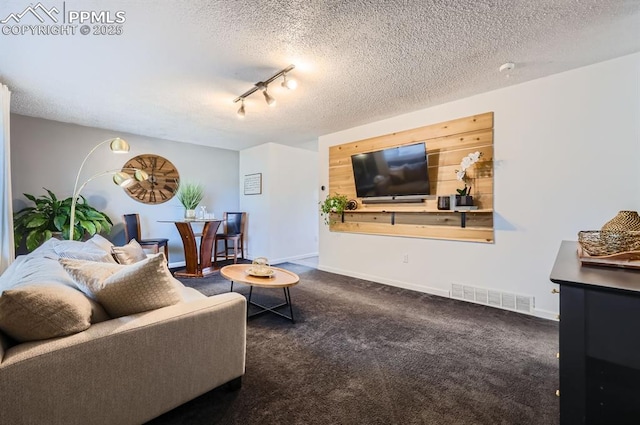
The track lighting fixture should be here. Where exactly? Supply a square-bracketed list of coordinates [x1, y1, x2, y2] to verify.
[233, 64, 296, 116]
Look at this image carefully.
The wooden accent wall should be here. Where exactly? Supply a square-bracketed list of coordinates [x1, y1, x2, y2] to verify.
[328, 112, 494, 243]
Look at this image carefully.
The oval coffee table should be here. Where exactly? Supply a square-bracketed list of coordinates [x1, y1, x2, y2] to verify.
[220, 264, 299, 323]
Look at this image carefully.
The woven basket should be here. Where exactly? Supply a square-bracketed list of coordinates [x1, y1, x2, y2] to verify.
[578, 230, 640, 256]
[601, 210, 640, 232]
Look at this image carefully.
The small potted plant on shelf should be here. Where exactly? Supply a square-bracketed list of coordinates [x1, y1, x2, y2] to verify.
[320, 193, 348, 225]
[455, 151, 483, 207]
[176, 181, 204, 219]
[13, 188, 113, 252]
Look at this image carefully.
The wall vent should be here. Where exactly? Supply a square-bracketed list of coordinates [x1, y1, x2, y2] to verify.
[451, 283, 533, 313]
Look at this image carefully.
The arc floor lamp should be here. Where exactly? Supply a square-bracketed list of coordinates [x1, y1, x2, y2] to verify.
[69, 137, 147, 241]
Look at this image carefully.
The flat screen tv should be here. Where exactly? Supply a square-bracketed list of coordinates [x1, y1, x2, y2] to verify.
[350, 142, 430, 198]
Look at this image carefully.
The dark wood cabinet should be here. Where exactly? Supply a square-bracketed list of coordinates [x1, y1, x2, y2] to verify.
[550, 241, 640, 425]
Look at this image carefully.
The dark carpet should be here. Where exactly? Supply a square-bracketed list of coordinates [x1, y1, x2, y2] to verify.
[148, 262, 559, 425]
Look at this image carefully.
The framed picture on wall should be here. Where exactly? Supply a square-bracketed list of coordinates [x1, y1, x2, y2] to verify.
[244, 173, 262, 195]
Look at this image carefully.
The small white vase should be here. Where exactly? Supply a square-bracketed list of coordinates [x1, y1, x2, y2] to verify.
[185, 209, 196, 219]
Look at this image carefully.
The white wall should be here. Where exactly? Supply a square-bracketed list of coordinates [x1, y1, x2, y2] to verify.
[239, 143, 271, 259]
[240, 142, 318, 263]
[318, 53, 640, 319]
[10, 115, 239, 266]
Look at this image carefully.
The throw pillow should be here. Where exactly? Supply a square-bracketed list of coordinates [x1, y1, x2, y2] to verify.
[60, 253, 183, 317]
[53, 238, 117, 263]
[111, 239, 147, 264]
[58, 259, 122, 299]
[86, 234, 115, 254]
[0, 285, 93, 342]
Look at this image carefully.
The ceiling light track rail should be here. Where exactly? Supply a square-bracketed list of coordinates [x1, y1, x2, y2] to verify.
[234, 64, 296, 117]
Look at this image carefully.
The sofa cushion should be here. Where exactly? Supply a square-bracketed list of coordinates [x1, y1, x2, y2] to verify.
[60, 253, 183, 317]
[0, 239, 113, 327]
[0, 285, 93, 342]
[111, 239, 147, 264]
[1, 241, 85, 295]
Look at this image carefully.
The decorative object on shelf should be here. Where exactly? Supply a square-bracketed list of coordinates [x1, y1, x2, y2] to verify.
[13, 188, 113, 251]
[176, 181, 204, 219]
[601, 210, 640, 232]
[69, 137, 148, 241]
[449, 194, 457, 210]
[346, 199, 358, 210]
[233, 64, 297, 117]
[121, 154, 180, 204]
[455, 151, 483, 205]
[455, 195, 474, 207]
[320, 193, 348, 225]
[437, 196, 450, 210]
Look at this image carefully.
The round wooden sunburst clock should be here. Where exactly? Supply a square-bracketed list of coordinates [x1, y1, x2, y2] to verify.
[121, 154, 180, 204]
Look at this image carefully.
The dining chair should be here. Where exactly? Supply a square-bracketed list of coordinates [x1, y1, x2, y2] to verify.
[214, 212, 246, 264]
[123, 213, 169, 262]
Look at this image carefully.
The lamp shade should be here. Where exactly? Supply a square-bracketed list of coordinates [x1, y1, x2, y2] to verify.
[113, 169, 148, 187]
[134, 169, 149, 181]
[113, 171, 134, 187]
[109, 138, 130, 153]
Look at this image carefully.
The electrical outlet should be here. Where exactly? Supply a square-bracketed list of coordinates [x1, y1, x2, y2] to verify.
[403, 254, 409, 263]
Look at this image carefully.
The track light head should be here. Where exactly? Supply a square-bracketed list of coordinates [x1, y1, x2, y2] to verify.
[261, 85, 276, 106]
[281, 73, 297, 90]
[237, 99, 246, 118]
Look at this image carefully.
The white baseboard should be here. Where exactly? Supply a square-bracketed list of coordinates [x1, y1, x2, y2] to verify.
[318, 265, 558, 320]
[532, 308, 559, 321]
[168, 260, 186, 269]
[317, 265, 451, 298]
[268, 252, 319, 265]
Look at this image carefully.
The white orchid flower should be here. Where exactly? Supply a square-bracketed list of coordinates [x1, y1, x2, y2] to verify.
[455, 152, 483, 196]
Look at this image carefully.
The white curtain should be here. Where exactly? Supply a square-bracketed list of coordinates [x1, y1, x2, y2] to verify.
[0, 84, 13, 273]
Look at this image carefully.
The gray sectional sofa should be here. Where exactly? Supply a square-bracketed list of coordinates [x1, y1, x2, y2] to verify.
[0, 236, 246, 425]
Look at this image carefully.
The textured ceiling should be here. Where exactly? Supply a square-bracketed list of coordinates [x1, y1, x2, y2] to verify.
[1, 0, 639, 151]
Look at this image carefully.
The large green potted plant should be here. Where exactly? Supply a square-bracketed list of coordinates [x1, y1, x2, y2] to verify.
[13, 188, 113, 252]
[176, 181, 204, 219]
